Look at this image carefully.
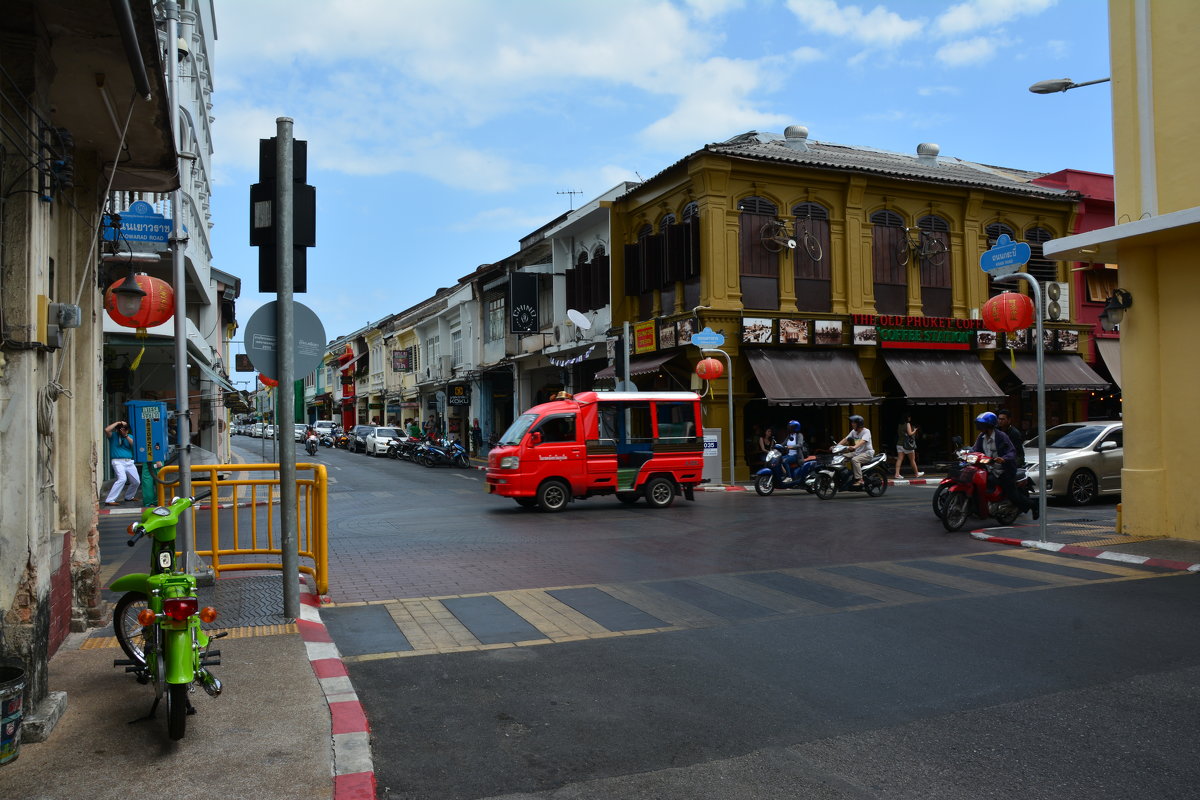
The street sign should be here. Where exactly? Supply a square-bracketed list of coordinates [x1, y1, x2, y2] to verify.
[243, 300, 326, 380]
[979, 233, 1032, 278]
[690, 326, 725, 348]
[102, 200, 172, 250]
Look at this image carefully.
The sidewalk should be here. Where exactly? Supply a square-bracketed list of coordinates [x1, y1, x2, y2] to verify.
[970, 518, 1200, 572]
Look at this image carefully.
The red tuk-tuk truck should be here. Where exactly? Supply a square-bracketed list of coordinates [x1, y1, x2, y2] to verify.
[486, 391, 705, 511]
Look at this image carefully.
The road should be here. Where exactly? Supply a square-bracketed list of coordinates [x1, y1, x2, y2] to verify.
[243, 437, 1200, 800]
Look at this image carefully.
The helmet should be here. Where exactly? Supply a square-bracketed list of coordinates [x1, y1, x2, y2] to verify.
[975, 411, 998, 427]
[849, 415, 864, 425]
[788, 420, 801, 432]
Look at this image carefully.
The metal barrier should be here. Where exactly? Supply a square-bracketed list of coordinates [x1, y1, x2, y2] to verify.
[157, 462, 329, 595]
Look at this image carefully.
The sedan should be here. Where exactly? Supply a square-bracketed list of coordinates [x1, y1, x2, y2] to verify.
[364, 427, 403, 456]
[294, 423, 308, 442]
[347, 425, 375, 453]
[1026, 421, 1122, 505]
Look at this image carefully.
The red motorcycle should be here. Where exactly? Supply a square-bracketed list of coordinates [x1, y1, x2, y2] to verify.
[940, 452, 1031, 532]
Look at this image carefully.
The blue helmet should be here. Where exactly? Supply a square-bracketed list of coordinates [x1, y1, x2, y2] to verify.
[975, 411, 998, 427]
[788, 420, 801, 432]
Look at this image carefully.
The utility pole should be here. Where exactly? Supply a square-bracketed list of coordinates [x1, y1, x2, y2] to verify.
[276, 117, 299, 619]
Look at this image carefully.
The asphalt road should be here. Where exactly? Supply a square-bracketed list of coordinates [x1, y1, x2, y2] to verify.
[232, 437, 1187, 800]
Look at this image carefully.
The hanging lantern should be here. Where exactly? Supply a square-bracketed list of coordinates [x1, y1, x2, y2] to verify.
[695, 357, 724, 380]
[259, 374, 279, 389]
[104, 273, 174, 370]
[981, 291, 1035, 333]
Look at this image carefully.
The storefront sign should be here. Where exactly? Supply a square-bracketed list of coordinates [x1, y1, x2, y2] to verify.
[448, 384, 471, 406]
[634, 321, 656, 354]
[392, 348, 410, 372]
[851, 314, 982, 351]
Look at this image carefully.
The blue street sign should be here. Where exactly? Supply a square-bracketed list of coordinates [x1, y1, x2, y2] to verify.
[979, 233, 1032, 277]
[103, 200, 172, 250]
[691, 326, 725, 348]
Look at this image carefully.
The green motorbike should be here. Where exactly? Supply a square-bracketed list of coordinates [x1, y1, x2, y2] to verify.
[111, 493, 224, 740]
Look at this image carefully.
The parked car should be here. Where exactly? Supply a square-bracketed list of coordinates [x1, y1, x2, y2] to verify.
[313, 420, 339, 438]
[363, 427, 403, 456]
[294, 423, 308, 442]
[348, 425, 375, 453]
[252, 423, 265, 437]
[1026, 421, 1123, 505]
[264, 424, 276, 439]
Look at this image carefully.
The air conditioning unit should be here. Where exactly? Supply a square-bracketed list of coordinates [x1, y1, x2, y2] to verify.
[1042, 281, 1070, 322]
[440, 355, 454, 379]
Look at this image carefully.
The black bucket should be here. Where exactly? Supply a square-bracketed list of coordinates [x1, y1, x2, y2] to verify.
[0, 665, 24, 765]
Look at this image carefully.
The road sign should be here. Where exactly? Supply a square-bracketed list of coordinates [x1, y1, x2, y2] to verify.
[243, 300, 326, 380]
[102, 200, 172, 250]
[691, 326, 725, 348]
[980, 233, 1032, 278]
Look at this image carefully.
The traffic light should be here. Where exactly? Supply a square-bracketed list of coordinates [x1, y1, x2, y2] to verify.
[251, 137, 315, 293]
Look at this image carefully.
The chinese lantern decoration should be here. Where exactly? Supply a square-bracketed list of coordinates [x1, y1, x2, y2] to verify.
[104, 273, 174, 369]
[981, 292, 1034, 333]
[695, 357, 724, 380]
[259, 374, 278, 389]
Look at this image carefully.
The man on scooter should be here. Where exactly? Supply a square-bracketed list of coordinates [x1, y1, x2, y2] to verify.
[837, 415, 874, 487]
[970, 412, 1037, 520]
[782, 420, 816, 482]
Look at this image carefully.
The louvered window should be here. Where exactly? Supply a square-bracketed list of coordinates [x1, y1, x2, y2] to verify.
[917, 215, 951, 317]
[792, 202, 831, 312]
[1024, 227, 1058, 284]
[871, 210, 906, 315]
[739, 196, 779, 310]
[681, 202, 701, 309]
[637, 224, 656, 318]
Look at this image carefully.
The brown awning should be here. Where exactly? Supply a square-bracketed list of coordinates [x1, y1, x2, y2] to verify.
[1093, 338, 1122, 389]
[746, 349, 878, 405]
[1000, 354, 1111, 391]
[884, 352, 1005, 404]
[594, 352, 677, 380]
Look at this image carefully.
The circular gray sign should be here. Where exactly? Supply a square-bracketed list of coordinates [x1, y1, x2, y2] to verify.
[243, 300, 326, 380]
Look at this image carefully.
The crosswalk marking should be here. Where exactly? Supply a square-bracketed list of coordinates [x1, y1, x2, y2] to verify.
[333, 551, 1189, 662]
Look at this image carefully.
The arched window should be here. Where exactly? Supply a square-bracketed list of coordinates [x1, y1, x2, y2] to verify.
[792, 202, 831, 313]
[658, 214, 679, 313]
[568, 249, 591, 313]
[871, 210, 906, 315]
[1024, 226, 1058, 284]
[591, 245, 609, 310]
[985, 223, 1016, 297]
[917, 215, 951, 317]
[739, 196, 779, 310]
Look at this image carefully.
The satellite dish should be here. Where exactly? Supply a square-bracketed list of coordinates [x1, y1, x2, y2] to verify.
[566, 308, 592, 330]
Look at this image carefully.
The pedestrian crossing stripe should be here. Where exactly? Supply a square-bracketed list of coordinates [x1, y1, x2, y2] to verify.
[334, 551, 1191, 662]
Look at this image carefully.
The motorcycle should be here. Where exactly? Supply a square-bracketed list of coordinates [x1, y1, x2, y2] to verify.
[305, 433, 319, 457]
[813, 444, 889, 500]
[110, 492, 224, 740]
[940, 452, 1032, 532]
[753, 444, 821, 496]
[931, 448, 972, 519]
[319, 432, 335, 447]
[386, 435, 420, 460]
[334, 432, 351, 449]
[421, 437, 470, 468]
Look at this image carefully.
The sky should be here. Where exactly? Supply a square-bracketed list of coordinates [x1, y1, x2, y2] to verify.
[209, 0, 1114, 356]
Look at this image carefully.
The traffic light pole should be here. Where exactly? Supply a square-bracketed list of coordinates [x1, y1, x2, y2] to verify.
[276, 117, 300, 619]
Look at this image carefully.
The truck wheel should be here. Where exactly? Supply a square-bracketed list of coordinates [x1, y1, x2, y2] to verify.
[644, 476, 675, 509]
[537, 480, 570, 512]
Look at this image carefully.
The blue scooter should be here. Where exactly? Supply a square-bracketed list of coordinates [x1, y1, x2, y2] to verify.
[754, 444, 821, 496]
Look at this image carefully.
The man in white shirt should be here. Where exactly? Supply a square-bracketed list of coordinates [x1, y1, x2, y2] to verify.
[838, 414, 874, 486]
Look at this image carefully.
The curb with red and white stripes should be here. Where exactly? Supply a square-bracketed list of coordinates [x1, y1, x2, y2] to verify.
[298, 579, 376, 800]
[970, 527, 1200, 573]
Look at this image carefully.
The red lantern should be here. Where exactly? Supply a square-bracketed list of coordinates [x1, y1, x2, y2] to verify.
[695, 357, 724, 380]
[259, 375, 279, 389]
[104, 273, 174, 329]
[981, 291, 1035, 334]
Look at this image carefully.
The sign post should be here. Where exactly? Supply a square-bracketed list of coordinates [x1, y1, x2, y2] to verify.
[980, 237, 1047, 542]
[690, 327, 734, 487]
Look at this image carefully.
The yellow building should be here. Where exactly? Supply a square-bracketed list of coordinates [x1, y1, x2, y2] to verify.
[610, 128, 1106, 481]
[1045, 1, 1200, 538]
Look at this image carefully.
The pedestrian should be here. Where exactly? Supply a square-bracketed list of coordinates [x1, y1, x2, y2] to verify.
[746, 424, 765, 468]
[894, 414, 923, 479]
[103, 419, 140, 506]
[470, 417, 483, 455]
[759, 426, 776, 456]
[997, 408, 1026, 467]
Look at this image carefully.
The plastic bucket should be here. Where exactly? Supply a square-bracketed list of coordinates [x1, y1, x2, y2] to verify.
[0, 665, 24, 765]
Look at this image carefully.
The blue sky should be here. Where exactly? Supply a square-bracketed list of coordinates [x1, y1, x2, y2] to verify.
[210, 0, 1113, 352]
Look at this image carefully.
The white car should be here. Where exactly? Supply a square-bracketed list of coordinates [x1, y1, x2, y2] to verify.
[294, 423, 308, 442]
[364, 426, 403, 456]
[264, 424, 276, 438]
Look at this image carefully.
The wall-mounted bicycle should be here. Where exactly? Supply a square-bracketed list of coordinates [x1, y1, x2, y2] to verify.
[760, 218, 823, 261]
[896, 226, 948, 267]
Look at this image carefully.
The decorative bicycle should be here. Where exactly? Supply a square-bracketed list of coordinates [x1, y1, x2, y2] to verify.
[760, 218, 823, 261]
[896, 227, 948, 267]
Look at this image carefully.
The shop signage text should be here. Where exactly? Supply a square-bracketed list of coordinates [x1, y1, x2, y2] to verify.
[634, 321, 656, 354]
[851, 314, 984, 330]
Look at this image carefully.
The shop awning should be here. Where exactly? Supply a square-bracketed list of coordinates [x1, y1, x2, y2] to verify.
[883, 352, 1005, 404]
[594, 352, 677, 380]
[746, 349, 879, 405]
[193, 359, 237, 392]
[1094, 338, 1122, 389]
[1000, 354, 1111, 391]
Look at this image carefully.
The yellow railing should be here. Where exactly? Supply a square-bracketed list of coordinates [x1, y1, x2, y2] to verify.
[156, 462, 329, 595]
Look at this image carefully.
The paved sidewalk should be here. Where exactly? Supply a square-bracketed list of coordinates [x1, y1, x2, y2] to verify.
[971, 518, 1200, 572]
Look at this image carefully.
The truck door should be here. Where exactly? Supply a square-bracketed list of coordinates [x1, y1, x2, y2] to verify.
[528, 413, 583, 491]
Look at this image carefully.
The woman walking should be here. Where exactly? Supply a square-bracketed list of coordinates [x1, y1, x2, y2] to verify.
[894, 415, 923, 480]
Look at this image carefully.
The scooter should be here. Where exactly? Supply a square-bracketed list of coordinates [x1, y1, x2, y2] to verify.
[931, 448, 972, 519]
[305, 432, 319, 457]
[813, 444, 889, 500]
[421, 437, 469, 468]
[110, 492, 224, 741]
[754, 444, 820, 496]
[334, 432, 351, 449]
[940, 452, 1032, 532]
[319, 433, 335, 448]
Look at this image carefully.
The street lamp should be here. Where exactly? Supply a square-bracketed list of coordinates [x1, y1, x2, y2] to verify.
[1028, 77, 1111, 94]
[1098, 288, 1133, 332]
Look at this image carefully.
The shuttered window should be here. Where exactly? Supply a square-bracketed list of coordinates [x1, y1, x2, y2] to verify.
[682, 202, 701, 309]
[1024, 226, 1058, 284]
[739, 196, 779, 310]
[792, 202, 831, 312]
[871, 210, 906, 315]
[592, 246, 609, 310]
[917, 215, 951, 317]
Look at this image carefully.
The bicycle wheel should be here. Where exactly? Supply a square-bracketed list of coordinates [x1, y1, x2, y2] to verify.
[896, 235, 910, 266]
[925, 237, 948, 266]
[760, 221, 785, 253]
[113, 591, 149, 666]
[802, 230, 823, 262]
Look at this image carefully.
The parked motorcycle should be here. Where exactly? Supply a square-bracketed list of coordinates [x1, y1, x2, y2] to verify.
[940, 452, 1032, 532]
[753, 444, 820, 496]
[319, 433, 335, 448]
[813, 444, 889, 500]
[386, 435, 419, 460]
[110, 492, 224, 740]
[334, 432, 351, 449]
[421, 437, 469, 468]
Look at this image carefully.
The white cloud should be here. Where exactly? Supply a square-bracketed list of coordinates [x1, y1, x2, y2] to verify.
[936, 37, 998, 67]
[791, 46, 825, 64]
[785, 0, 923, 47]
[935, 0, 1057, 37]
[917, 85, 962, 96]
[682, 0, 746, 20]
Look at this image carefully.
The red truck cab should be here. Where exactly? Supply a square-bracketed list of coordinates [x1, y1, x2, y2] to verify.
[486, 391, 705, 511]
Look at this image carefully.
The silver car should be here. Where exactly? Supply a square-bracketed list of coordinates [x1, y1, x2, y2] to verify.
[1026, 421, 1123, 505]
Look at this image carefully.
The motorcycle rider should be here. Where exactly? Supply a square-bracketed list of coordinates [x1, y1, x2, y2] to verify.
[782, 420, 816, 482]
[837, 414, 874, 487]
[970, 411, 1037, 520]
[996, 408, 1026, 467]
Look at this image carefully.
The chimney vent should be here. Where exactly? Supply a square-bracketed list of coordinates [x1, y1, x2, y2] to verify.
[916, 142, 941, 165]
[784, 125, 810, 152]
